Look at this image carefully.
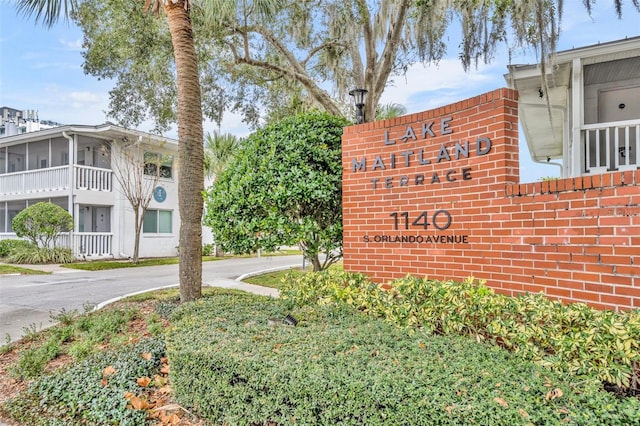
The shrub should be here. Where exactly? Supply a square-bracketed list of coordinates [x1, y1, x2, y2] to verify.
[281, 271, 640, 390]
[202, 243, 214, 256]
[9, 337, 63, 380]
[7, 246, 74, 264]
[167, 293, 640, 425]
[205, 111, 348, 271]
[12, 202, 73, 247]
[3, 338, 165, 426]
[0, 239, 35, 257]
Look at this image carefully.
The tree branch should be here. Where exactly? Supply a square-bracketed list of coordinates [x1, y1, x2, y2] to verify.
[244, 24, 342, 115]
[300, 39, 347, 68]
[372, 0, 411, 112]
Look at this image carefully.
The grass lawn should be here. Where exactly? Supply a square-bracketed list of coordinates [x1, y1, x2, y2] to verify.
[243, 267, 307, 289]
[0, 250, 302, 275]
[0, 264, 50, 275]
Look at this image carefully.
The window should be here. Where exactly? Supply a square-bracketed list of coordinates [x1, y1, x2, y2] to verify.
[143, 152, 173, 179]
[143, 209, 172, 234]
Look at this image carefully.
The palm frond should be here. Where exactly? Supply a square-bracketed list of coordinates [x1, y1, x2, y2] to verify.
[16, 0, 77, 27]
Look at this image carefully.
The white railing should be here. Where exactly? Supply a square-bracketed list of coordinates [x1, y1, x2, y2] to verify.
[0, 166, 69, 196]
[0, 165, 112, 196]
[74, 232, 113, 257]
[0, 232, 112, 258]
[75, 165, 113, 192]
[583, 119, 640, 174]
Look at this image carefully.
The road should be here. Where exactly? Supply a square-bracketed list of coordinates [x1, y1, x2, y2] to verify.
[0, 255, 304, 342]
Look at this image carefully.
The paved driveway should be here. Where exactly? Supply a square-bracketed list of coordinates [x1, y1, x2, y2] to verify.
[0, 255, 303, 342]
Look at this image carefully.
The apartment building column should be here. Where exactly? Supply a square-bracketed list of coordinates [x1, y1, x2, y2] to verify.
[569, 57, 583, 177]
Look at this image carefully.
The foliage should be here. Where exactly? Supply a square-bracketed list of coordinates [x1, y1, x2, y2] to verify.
[167, 293, 640, 425]
[376, 103, 408, 120]
[204, 111, 348, 271]
[7, 246, 75, 264]
[201, 243, 214, 256]
[70, 0, 640, 129]
[11, 202, 73, 248]
[281, 271, 640, 390]
[9, 307, 139, 377]
[203, 131, 242, 181]
[3, 339, 165, 426]
[9, 336, 63, 380]
[0, 239, 35, 257]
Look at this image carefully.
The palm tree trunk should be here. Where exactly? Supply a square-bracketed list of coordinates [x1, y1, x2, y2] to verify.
[164, 2, 203, 302]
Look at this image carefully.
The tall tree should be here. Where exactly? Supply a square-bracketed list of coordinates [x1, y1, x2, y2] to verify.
[71, 0, 639, 129]
[16, 0, 204, 302]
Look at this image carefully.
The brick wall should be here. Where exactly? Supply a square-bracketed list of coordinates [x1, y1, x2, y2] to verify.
[342, 88, 640, 311]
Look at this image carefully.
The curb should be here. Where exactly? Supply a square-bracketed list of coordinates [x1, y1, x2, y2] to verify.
[93, 263, 301, 312]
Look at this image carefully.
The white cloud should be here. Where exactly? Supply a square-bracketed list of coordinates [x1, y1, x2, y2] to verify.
[59, 38, 83, 51]
[67, 90, 101, 104]
[380, 59, 502, 114]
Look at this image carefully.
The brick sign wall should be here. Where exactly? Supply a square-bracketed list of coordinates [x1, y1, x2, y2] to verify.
[342, 88, 640, 311]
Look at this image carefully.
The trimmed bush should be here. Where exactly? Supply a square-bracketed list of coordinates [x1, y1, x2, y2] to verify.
[0, 239, 35, 257]
[3, 338, 165, 426]
[280, 270, 640, 390]
[12, 202, 73, 247]
[167, 293, 640, 425]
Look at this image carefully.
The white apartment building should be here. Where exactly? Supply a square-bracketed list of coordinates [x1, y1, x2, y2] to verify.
[505, 36, 640, 177]
[0, 123, 180, 259]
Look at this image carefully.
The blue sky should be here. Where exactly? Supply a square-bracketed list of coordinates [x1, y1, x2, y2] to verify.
[1, 1, 639, 182]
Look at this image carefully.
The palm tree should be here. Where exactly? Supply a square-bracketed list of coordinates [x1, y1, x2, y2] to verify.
[376, 103, 408, 120]
[203, 131, 242, 181]
[16, 0, 204, 302]
[203, 131, 241, 257]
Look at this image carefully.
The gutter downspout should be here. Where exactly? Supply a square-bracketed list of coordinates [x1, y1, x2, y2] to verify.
[534, 157, 564, 178]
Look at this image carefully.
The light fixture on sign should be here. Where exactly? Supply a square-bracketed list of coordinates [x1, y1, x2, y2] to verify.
[349, 88, 368, 124]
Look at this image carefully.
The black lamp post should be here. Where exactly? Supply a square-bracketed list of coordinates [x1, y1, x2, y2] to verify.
[349, 88, 368, 124]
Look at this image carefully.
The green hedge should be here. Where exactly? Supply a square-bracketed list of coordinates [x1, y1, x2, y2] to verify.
[0, 239, 34, 257]
[2, 338, 165, 426]
[166, 293, 640, 425]
[280, 270, 640, 390]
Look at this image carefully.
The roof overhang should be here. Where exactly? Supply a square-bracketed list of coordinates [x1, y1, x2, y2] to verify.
[504, 63, 570, 161]
[504, 36, 640, 162]
[0, 123, 177, 149]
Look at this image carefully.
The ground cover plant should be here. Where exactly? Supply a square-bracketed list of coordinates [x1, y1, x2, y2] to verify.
[0, 239, 35, 257]
[167, 293, 640, 425]
[0, 290, 204, 425]
[2, 273, 639, 425]
[280, 269, 640, 394]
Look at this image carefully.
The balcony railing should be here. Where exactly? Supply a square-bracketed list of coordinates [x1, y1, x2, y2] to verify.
[75, 165, 112, 192]
[0, 165, 68, 196]
[583, 119, 640, 174]
[0, 232, 113, 258]
[74, 232, 113, 257]
[0, 165, 113, 197]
